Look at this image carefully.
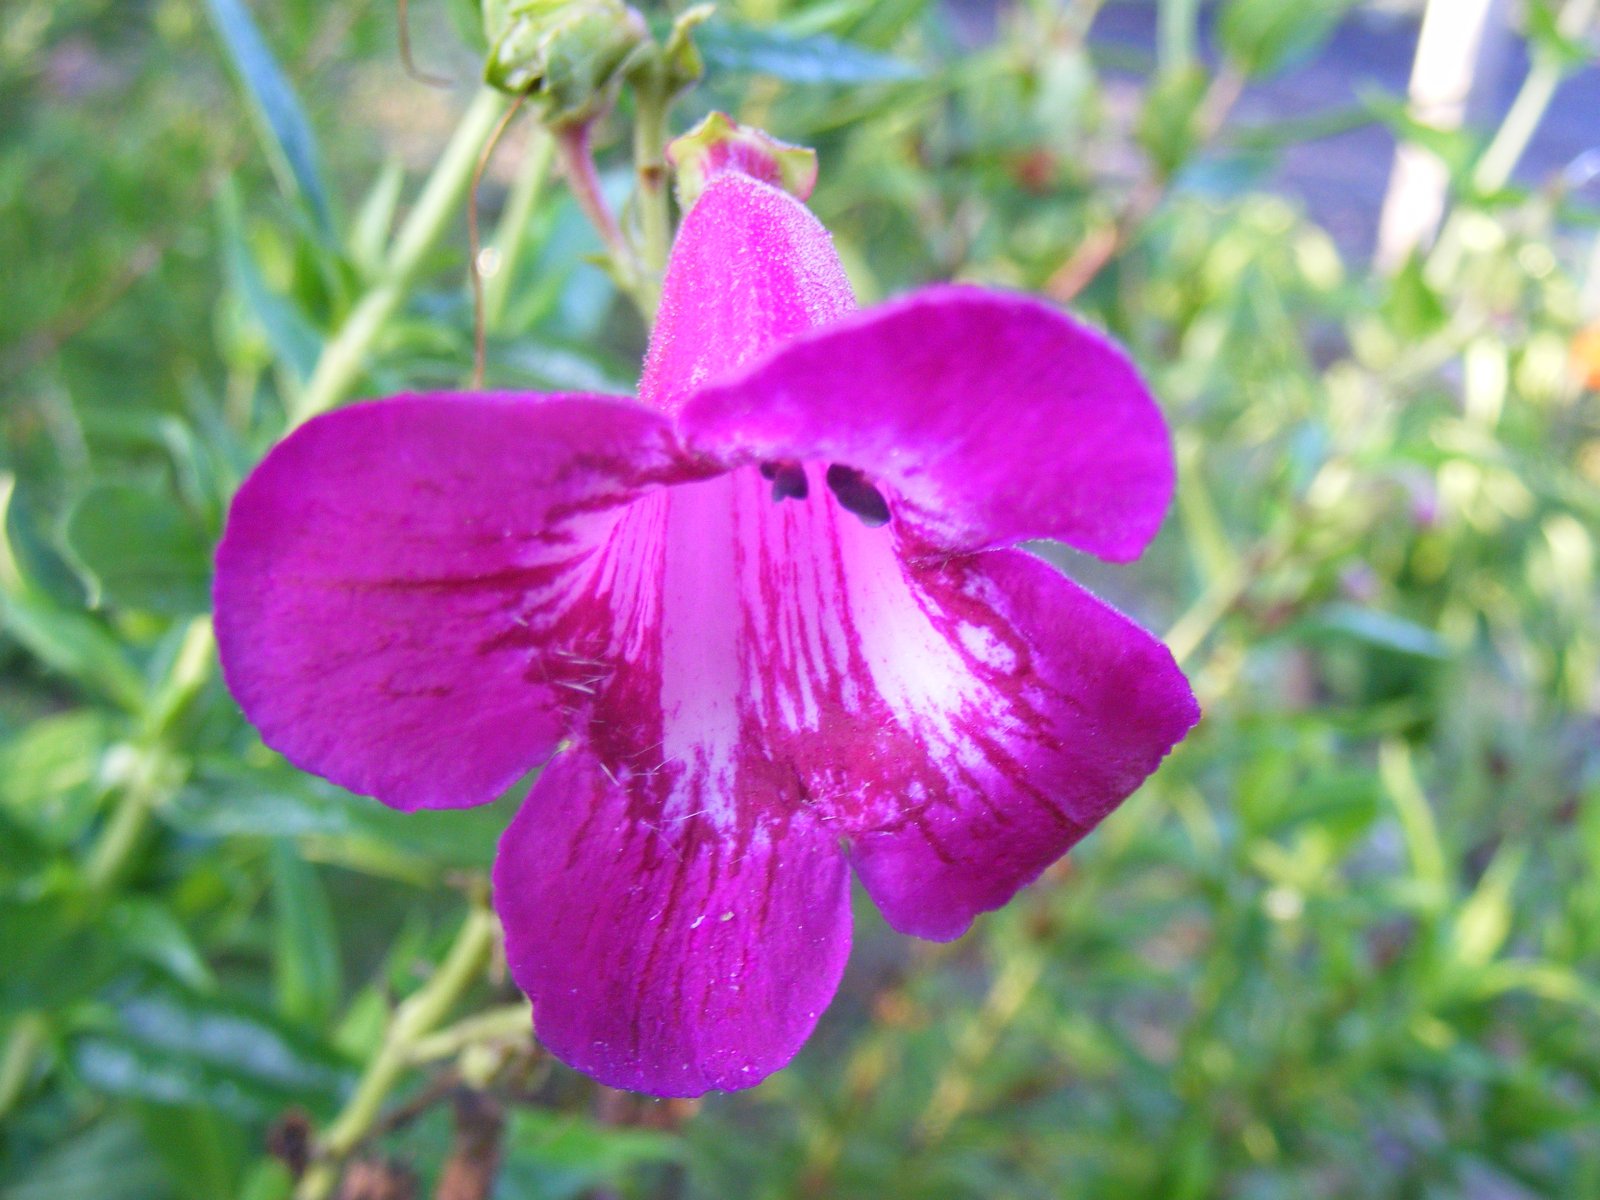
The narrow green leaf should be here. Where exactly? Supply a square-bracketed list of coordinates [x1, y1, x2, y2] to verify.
[268, 840, 341, 1026]
[696, 22, 920, 85]
[0, 474, 89, 609]
[499, 1110, 684, 1194]
[1450, 847, 1524, 971]
[1379, 740, 1448, 905]
[0, 711, 112, 846]
[218, 186, 324, 383]
[204, 0, 335, 236]
[66, 485, 213, 617]
[132, 1103, 244, 1200]
[71, 983, 355, 1120]
[113, 899, 215, 991]
[349, 158, 406, 278]
[167, 757, 509, 868]
[1216, 0, 1354, 77]
[0, 592, 146, 712]
[1306, 602, 1451, 660]
[0, 892, 121, 1015]
[0, 1118, 167, 1200]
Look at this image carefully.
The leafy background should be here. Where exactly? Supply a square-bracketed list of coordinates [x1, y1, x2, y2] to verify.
[4, 0, 1600, 1196]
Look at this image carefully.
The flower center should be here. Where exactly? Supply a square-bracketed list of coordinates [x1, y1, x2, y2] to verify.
[758, 460, 892, 528]
[825, 464, 891, 527]
[758, 459, 809, 502]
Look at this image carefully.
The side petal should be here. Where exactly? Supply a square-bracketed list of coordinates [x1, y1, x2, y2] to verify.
[638, 173, 855, 416]
[493, 745, 852, 1097]
[836, 548, 1200, 941]
[214, 393, 695, 812]
[678, 286, 1173, 561]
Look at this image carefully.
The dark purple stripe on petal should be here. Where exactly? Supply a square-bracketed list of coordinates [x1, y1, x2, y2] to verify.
[493, 745, 852, 1097]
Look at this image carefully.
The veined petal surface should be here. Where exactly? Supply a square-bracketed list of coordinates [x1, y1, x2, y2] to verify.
[546, 462, 1195, 948]
[494, 745, 852, 1096]
[214, 393, 697, 811]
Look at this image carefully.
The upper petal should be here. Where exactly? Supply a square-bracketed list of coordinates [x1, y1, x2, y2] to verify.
[493, 743, 852, 1096]
[214, 392, 698, 811]
[678, 286, 1174, 560]
[638, 173, 855, 415]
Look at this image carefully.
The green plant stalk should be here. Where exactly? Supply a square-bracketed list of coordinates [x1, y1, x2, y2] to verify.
[0, 1015, 46, 1117]
[408, 1001, 533, 1064]
[1474, 0, 1599, 195]
[1156, 0, 1200, 72]
[483, 129, 555, 331]
[1428, 0, 1599, 280]
[633, 85, 673, 284]
[1470, 68, 1559, 195]
[553, 123, 656, 320]
[292, 88, 509, 426]
[296, 905, 498, 1200]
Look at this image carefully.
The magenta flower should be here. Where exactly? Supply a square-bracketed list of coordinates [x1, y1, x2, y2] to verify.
[214, 154, 1198, 1097]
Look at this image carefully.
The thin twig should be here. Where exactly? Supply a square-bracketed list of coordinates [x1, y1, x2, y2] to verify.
[397, 0, 451, 88]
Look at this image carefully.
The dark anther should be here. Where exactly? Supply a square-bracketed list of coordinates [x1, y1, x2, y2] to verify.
[759, 460, 809, 503]
[825, 464, 891, 527]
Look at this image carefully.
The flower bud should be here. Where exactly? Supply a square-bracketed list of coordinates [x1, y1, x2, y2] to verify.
[656, 4, 714, 95]
[667, 112, 818, 211]
[483, 0, 649, 128]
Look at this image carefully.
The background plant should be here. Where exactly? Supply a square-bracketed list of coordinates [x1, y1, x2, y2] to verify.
[3, 0, 1599, 1196]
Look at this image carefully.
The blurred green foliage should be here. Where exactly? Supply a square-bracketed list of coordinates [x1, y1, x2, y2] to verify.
[4, 0, 1600, 1196]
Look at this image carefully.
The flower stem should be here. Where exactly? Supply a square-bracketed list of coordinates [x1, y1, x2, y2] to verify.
[632, 88, 673, 282]
[482, 130, 556, 331]
[553, 124, 656, 321]
[1426, 0, 1599, 280]
[296, 905, 499, 1200]
[408, 1002, 533, 1064]
[0, 1016, 46, 1118]
[292, 88, 509, 426]
[1472, 0, 1597, 196]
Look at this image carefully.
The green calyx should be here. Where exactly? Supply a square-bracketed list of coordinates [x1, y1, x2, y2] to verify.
[668, 112, 818, 210]
[482, 0, 650, 127]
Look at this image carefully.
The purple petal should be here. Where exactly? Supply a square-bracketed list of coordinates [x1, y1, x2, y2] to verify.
[638, 174, 854, 415]
[678, 286, 1174, 560]
[564, 460, 1194, 946]
[831, 547, 1200, 941]
[493, 744, 852, 1096]
[214, 393, 696, 811]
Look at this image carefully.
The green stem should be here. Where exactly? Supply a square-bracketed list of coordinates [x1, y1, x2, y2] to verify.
[1472, 62, 1563, 198]
[553, 124, 655, 321]
[633, 87, 673, 283]
[408, 1002, 533, 1064]
[292, 88, 508, 425]
[84, 778, 157, 891]
[0, 1015, 46, 1118]
[1428, 0, 1599, 279]
[1156, 0, 1200, 72]
[482, 130, 555, 331]
[297, 906, 498, 1200]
